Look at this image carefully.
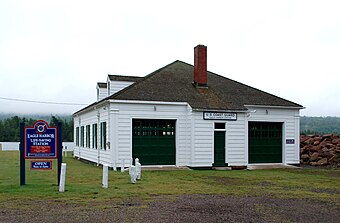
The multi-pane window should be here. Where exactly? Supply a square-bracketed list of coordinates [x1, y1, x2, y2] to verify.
[92, 123, 98, 149]
[133, 120, 175, 136]
[80, 126, 85, 147]
[75, 127, 79, 146]
[86, 125, 90, 148]
[100, 122, 106, 150]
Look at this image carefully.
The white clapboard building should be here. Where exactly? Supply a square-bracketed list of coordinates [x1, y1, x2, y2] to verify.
[73, 45, 303, 168]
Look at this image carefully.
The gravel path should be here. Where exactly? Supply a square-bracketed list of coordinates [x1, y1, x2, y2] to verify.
[1, 194, 339, 223]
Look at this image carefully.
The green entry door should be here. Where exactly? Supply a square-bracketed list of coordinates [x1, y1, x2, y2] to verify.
[132, 119, 176, 165]
[248, 122, 283, 163]
[213, 131, 226, 166]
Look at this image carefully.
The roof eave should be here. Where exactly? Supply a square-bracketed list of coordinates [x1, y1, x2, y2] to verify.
[73, 100, 109, 116]
[244, 104, 305, 110]
[192, 108, 248, 113]
[108, 99, 189, 107]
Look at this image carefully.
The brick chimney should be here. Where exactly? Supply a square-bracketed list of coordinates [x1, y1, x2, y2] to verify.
[193, 44, 207, 87]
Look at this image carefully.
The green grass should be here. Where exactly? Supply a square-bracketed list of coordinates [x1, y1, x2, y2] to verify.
[0, 151, 339, 205]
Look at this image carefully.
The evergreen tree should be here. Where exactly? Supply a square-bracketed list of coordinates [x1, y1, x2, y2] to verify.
[0, 115, 73, 142]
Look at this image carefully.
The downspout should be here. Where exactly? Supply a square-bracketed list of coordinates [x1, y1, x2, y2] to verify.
[97, 109, 100, 166]
[107, 104, 110, 151]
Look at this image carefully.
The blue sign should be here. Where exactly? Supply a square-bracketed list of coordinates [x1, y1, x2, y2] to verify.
[30, 161, 52, 170]
[286, 139, 295, 144]
[25, 120, 58, 159]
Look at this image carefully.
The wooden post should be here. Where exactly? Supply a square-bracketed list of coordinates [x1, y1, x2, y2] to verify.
[113, 160, 117, 171]
[59, 163, 66, 192]
[102, 164, 108, 189]
[130, 165, 137, 184]
[121, 159, 125, 173]
[19, 122, 25, 186]
[57, 122, 63, 186]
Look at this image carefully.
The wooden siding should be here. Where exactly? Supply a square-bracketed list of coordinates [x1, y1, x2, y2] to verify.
[190, 112, 247, 167]
[226, 114, 247, 166]
[245, 106, 300, 165]
[74, 102, 300, 167]
[109, 81, 134, 96]
[190, 112, 213, 167]
[111, 102, 190, 167]
[97, 87, 107, 101]
[73, 105, 111, 166]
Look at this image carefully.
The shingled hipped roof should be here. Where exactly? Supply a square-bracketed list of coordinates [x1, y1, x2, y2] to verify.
[109, 60, 302, 110]
[74, 60, 302, 115]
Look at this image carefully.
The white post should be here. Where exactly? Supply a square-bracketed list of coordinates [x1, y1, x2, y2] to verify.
[59, 163, 67, 192]
[102, 164, 108, 189]
[113, 160, 117, 171]
[121, 159, 125, 173]
[135, 158, 141, 180]
[130, 165, 137, 184]
[136, 162, 141, 180]
[65, 146, 68, 157]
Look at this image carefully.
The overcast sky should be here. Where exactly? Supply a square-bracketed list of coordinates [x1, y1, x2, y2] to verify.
[0, 0, 339, 116]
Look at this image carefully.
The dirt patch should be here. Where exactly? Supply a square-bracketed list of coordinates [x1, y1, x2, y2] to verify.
[310, 188, 340, 195]
[205, 176, 239, 186]
[0, 200, 142, 223]
[0, 195, 339, 223]
[142, 195, 340, 223]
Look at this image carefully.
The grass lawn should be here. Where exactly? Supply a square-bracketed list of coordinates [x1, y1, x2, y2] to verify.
[0, 151, 339, 205]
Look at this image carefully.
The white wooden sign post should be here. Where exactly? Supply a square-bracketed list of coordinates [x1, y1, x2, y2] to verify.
[59, 163, 67, 192]
[102, 164, 108, 189]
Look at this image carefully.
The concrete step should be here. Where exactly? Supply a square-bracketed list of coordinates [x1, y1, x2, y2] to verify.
[141, 166, 191, 171]
[247, 164, 301, 170]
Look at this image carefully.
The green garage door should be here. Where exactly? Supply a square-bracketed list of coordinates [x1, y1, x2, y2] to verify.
[248, 122, 283, 163]
[132, 119, 176, 165]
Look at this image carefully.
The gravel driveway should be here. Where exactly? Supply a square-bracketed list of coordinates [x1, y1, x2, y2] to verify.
[1, 194, 339, 223]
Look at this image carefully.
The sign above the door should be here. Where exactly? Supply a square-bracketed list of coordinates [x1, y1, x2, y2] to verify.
[203, 112, 237, 121]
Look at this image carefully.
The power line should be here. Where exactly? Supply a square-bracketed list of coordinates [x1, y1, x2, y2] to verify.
[0, 96, 88, 106]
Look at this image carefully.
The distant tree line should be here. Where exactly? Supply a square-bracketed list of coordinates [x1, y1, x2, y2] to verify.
[0, 115, 73, 142]
[300, 116, 340, 135]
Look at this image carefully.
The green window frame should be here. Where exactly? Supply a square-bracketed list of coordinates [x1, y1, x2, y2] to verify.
[75, 127, 79, 146]
[100, 122, 106, 150]
[86, 125, 90, 148]
[80, 126, 85, 147]
[92, 123, 98, 149]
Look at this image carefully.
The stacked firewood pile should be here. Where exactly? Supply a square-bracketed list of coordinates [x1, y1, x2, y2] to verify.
[300, 134, 340, 167]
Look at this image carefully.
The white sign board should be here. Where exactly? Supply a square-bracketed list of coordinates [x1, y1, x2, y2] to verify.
[203, 112, 237, 121]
